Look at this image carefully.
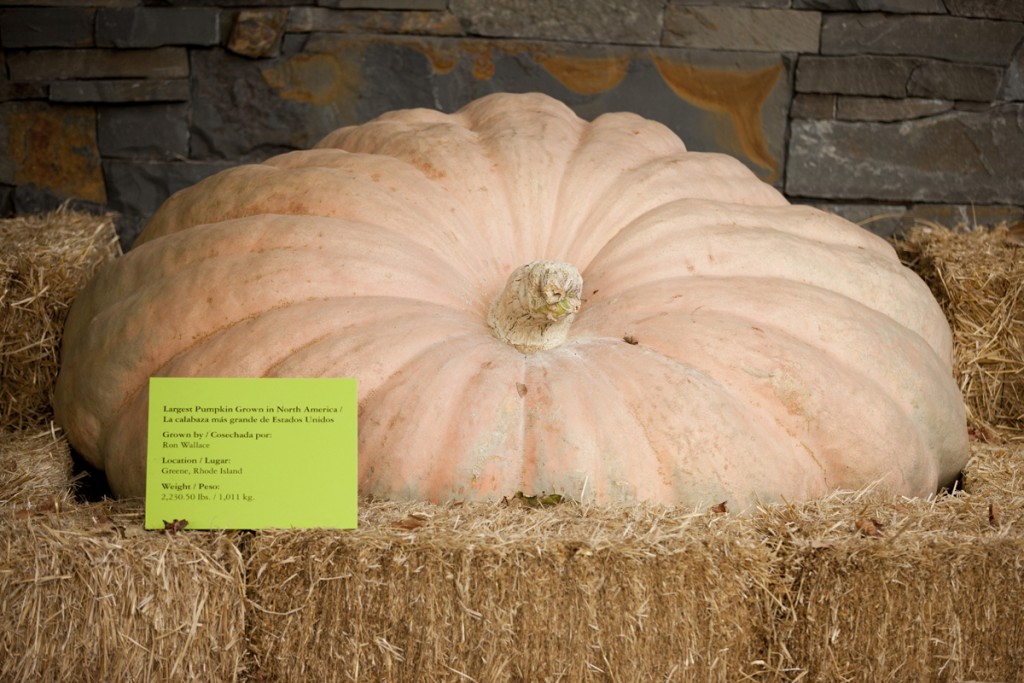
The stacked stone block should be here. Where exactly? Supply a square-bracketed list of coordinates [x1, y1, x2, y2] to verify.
[1, 0, 1021, 243]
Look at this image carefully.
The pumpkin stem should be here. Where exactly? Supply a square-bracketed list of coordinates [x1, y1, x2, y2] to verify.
[487, 260, 583, 353]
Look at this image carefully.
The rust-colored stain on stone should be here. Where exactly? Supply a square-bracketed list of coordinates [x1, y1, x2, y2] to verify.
[398, 12, 462, 36]
[405, 40, 780, 179]
[412, 40, 460, 74]
[9, 107, 105, 204]
[462, 42, 499, 81]
[651, 56, 782, 179]
[413, 40, 631, 90]
[262, 53, 358, 106]
[534, 53, 630, 95]
[405, 40, 485, 78]
[268, 38, 782, 183]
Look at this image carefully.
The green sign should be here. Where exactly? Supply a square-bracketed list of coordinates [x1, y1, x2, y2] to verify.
[145, 377, 358, 530]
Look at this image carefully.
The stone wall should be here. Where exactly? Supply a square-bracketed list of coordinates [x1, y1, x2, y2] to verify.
[1, 0, 1022, 245]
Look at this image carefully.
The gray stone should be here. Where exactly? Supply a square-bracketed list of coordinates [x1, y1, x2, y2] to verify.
[287, 7, 462, 36]
[227, 9, 288, 58]
[49, 79, 190, 103]
[796, 55, 918, 97]
[670, 0, 791, 8]
[0, 8, 95, 48]
[799, 202, 910, 237]
[0, 184, 12, 216]
[114, 214, 145, 251]
[449, 0, 663, 45]
[281, 33, 309, 55]
[786, 105, 1024, 204]
[663, 6, 821, 53]
[1000, 41, 1024, 100]
[188, 44, 437, 161]
[804, 202, 1024, 236]
[103, 159, 235, 229]
[904, 203, 1024, 229]
[0, 101, 106, 204]
[0, 81, 48, 100]
[953, 100, 994, 112]
[791, 93, 836, 119]
[96, 8, 221, 48]
[836, 96, 953, 121]
[12, 184, 105, 217]
[98, 104, 190, 160]
[943, 0, 1024, 21]
[793, 0, 945, 10]
[320, 0, 451, 9]
[4, 0, 135, 6]
[6, 48, 189, 81]
[907, 61, 1004, 101]
[144, 0, 299, 8]
[189, 49, 314, 160]
[821, 13, 1024, 66]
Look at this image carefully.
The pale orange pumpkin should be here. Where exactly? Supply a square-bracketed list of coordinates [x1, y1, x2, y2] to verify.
[54, 92, 968, 507]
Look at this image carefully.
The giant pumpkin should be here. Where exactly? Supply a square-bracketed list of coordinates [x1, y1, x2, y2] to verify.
[54, 92, 968, 508]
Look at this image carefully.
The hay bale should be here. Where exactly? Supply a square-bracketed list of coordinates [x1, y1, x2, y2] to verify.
[247, 500, 782, 682]
[962, 441, 1024, 505]
[0, 208, 120, 431]
[895, 223, 1024, 439]
[0, 428, 76, 510]
[758, 488, 1024, 682]
[0, 500, 247, 683]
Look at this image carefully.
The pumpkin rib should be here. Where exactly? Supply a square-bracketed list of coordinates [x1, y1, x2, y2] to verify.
[426, 342, 522, 500]
[77, 216, 479, 363]
[575, 278, 954, 491]
[590, 335, 833, 495]
[140, 162, 492, 276]
[519, 344, 676, 503]
[528, 346, 676, 502]
[579, 274, 960, 429]
[525, 340, 821, 504]
[358, 332, 525, 501]
[55, 213, 490, 471]
[95, 303, 492, 498]
[583, 218, 950, 360]
[621, 312, 931, 494]
[312, 121, 533, 267]
[465, 103, 585, 262]
[549, 155, 789, 268]
[690, 310, 930, 492]
[592, 197, 893, 256]
[543, 113, 692, 260]
[122, 295, 485, 425]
